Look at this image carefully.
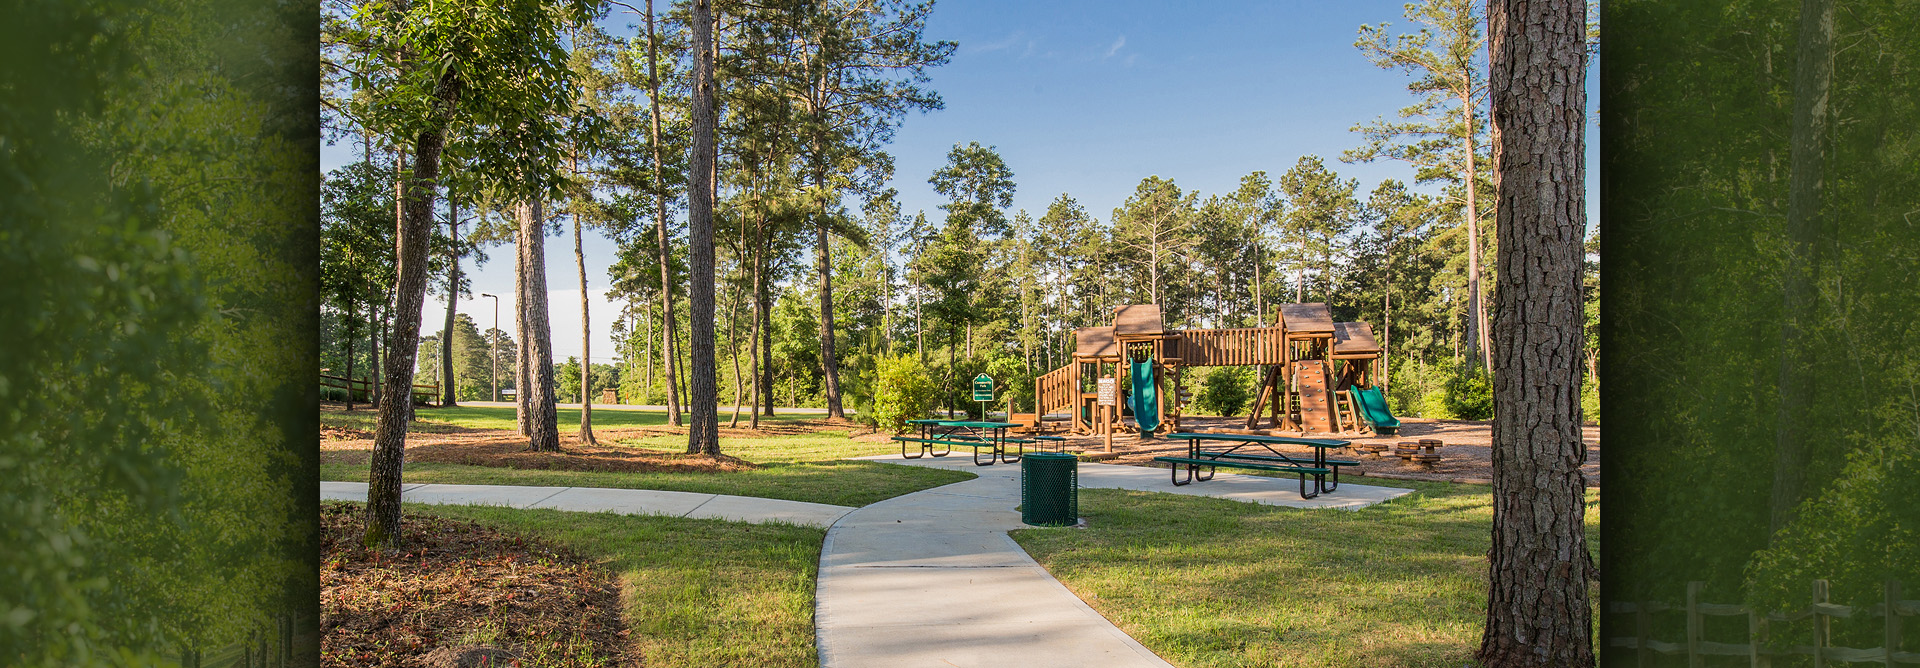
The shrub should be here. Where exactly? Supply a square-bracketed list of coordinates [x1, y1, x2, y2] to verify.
[871, 355, 940, 433]
[1389, 358, 1454, 419]
[1444, 363, 1495, 420]
[1194, 366, 1256, 417]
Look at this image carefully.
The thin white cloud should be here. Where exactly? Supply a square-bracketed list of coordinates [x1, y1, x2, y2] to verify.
[973, 30, 1025, 53]
[1105, 35, 1126, 58]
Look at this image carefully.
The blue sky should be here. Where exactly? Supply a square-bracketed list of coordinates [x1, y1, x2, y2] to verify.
[322, 1, 1600, 365]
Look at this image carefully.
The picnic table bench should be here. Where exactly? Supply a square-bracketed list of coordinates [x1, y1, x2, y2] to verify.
[895, 419, 1025, 465]
[1152, 432, 1353, 499]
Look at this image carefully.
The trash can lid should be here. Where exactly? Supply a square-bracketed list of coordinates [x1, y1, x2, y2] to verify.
[1022, 452, 1077, 461]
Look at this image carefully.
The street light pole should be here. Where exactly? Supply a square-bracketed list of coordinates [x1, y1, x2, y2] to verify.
[481, 293, 499, 403]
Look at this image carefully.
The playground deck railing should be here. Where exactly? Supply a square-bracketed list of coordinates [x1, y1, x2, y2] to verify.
[1036, 364, 1079, 421]
[1174, 327, 1291, 366]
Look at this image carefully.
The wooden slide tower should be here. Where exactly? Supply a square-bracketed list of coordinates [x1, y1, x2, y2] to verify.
[1032, 303, 1386, 437]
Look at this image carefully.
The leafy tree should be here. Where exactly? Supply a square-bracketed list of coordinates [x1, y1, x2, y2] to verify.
[333, 0, 593, 547]
[1110, 176, 1199, 315]
[1277, 156, 1360, 304]
[1348, 0, 1494, 370]
[871, 355, 940, 432]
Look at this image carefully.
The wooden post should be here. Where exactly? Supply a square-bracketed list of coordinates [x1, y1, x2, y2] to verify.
[1750, 605, 1770, 668]
[1688, 581, 1704, 668]
[1814, 579, 1831, 668]
[1637, 598, 1653, 668]
[1885, 579, 1901, 668]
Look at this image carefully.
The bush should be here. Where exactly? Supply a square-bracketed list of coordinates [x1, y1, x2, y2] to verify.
[1389, 358, 1453, 419]
[1193, 366, 1256, 416]
[1580, 374, 1600, 425]
[1444, 363, 1495, 420]
[871, 355, 941, 433]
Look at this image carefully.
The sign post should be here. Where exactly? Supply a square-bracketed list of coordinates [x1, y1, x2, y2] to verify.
[972, 373, 995, 420]
[1096, 377, 1117, 452]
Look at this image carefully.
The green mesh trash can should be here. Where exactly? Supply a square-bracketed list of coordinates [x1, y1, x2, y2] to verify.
[1021, 452, 1078, 527]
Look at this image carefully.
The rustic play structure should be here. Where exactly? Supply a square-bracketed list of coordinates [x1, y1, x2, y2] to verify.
[1031, 303, 1400, 437]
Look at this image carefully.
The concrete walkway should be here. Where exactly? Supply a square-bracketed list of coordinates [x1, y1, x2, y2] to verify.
[814, 454, 1413, 667]
[320, 481, 853, 528]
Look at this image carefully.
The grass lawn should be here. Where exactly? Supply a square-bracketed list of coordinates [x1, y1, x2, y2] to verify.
[1009, 480, 1601, 668]
[392, 503, 825, 667]
[326, 405, 823, 432]
[321, 407, 973, 507]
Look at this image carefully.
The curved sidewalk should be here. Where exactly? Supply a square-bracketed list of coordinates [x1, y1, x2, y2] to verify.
[319, 481, 853, 528]
[814, 454, 1413, 667]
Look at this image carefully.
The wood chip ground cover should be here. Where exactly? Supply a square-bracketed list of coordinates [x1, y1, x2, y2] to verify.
[321, 502, 628, 667]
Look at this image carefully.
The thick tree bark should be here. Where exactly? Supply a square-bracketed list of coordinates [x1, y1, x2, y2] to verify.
[575, 209, 596, 445]
[365, 124, 447, 550]
[518, 199, 561, 452]
[685, 0, 720, 455]
[442, 198, 459, 407]
[1771, 0, 1834, 536]
[645, 0, 683, 427]
[1477, 1, 1594, 666]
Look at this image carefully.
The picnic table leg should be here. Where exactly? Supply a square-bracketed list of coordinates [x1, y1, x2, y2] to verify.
[902, 439, 922, 459]
[1297, 471, 1319, 500]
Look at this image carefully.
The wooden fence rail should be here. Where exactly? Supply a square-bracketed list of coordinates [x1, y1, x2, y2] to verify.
[1608, 580, 1917, 667]
[320, 374, 438, 406]
[1174, 327, 1289, 367]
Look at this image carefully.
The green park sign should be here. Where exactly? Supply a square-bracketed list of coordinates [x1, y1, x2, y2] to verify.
[972, 373, 994, 402]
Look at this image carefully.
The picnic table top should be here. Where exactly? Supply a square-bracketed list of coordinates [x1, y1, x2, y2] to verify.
[1168, 432, 1350, 448]
[931, 420, 1021, 429]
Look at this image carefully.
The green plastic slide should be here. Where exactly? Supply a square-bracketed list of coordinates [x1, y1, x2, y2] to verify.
[1349, 385, 1401, 435]
[1130, 359, 1161, 433]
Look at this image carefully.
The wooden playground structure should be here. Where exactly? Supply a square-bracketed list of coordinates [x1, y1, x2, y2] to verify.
[1031, 303, 1396, 438]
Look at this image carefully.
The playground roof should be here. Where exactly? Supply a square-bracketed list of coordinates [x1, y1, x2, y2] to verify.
[1111, 304, 1165, 337]
[1333, 322, 1381, 355]
[1074, 326, 1120, 358]
[1277, 303, 1335, 336]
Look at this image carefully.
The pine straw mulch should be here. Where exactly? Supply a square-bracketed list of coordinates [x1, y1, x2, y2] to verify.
[321, 503, 630, 668]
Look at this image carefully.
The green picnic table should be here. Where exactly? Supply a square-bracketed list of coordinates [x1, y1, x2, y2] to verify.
[1153, 432, 1354, 499]
[895, 419, 1026, 465]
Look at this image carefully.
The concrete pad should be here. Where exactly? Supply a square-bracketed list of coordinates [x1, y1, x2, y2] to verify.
[855, 453, 1414, 510]
[526, 486, 715, 517]
[818, 565, 1099, 627]
[820, 529, 1032, 569]
[682, 494, 851, 528]
[819, 620, 1170, 668]
[319, 481, 430, 501]
[400, 483, 572, 508]
[320, 481, 858, 527]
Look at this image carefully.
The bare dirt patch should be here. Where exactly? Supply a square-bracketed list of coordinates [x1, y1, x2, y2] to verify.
[320, 503, 628, 667]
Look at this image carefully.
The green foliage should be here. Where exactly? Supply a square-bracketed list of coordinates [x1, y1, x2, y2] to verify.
[5, 0, 317, 662]
[1442, 362, 1493, 420]
[1193, 366, 1257, 417]
[1388, 358, 1453, 419]
[871, 355, 940, 433]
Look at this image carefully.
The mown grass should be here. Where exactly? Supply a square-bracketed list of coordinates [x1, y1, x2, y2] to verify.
[402, 503, 825, 668]
[322, 407, 973, 507]
[324, 405, 821, 432]
[1009, 480, 1601, 668]
[321, 458, 968, 508]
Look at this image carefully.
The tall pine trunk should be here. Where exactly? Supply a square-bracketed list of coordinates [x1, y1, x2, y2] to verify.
[365, 119, 448, 549]
[442, 198, 459, 407]
[685, 0, 720, 455]
[645, 0, 683, 427]
[1477, 1, 1593, 665]
[1771, 0, 1834, 536]
[518, 199, 561, 452]
[575, 207, 596, 445]
[515, 227, 529, 434]
[1463, 81, 1491, 373]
